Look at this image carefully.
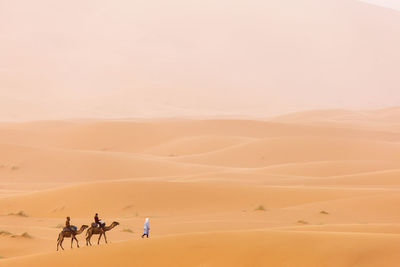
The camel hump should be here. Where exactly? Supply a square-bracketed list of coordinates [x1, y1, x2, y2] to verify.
[92, 221, 105, 228]
[62, 225, 77, 232]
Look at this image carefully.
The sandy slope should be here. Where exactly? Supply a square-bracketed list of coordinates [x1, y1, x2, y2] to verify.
[0, 180, 379, 218]
[2, 230, 400, 267]
[173, 136, 400, 167]
[1, 109, 400, 265]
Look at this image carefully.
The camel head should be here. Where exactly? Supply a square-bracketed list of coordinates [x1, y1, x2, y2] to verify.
[102, 221, 119, 231]
[81, 225, 89, 229]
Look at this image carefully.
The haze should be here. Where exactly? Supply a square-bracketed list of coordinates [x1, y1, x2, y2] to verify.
[0, 0, 399, 120]
[360, 0, 400, 10]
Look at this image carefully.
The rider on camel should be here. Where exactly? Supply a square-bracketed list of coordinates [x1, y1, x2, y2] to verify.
[94, 213, 102, 228]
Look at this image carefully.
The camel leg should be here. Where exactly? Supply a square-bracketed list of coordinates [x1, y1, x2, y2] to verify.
[103, 232, 108, 244]
[60, 237, 65, 250]
[74, 236, 80, 248]
[87, 233, 92, 246]
[57, 234, 60, 251]
[98, 233, 102, 244]
[71, 236, 74, 248]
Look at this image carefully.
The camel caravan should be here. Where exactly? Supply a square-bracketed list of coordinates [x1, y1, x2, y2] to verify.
[56, 214, 120, 251]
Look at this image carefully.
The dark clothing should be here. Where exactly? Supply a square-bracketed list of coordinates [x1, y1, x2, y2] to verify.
[141, 233, 149, 238]
[94, 215, 102, 228]
[65, 219, 73, 232]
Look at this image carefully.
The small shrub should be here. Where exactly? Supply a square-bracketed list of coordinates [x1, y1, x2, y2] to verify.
[8, 211, 28, 217]
[16, 211, 28, 217]
[0, 230, 12, 236]
[123, 204, 134, 210]
[11, 165, 19, 170]
[320, 210, 329, 215]
[122, 228, 133, 233]
[255, 205, 266, 211]
[21, 232, 32, 239]
[297, 220, 309, 225]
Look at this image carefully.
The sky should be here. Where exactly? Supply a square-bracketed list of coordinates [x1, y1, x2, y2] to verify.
[360, 0, 400, 10]
[0, 0, 399, 120]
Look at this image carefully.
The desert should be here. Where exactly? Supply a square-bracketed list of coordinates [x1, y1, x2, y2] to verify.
[1, 111, 400, 266]
[1, 0, 399, 265]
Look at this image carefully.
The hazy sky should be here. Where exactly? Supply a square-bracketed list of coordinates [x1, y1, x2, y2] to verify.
[360, 0, 400, 10]
[0, 0, 399, 120]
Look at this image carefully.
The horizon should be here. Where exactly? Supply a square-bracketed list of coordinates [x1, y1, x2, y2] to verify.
[1, 105, 399, 123]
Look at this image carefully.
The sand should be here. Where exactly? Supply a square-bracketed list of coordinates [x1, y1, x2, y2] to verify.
[0, 108, 399, 266]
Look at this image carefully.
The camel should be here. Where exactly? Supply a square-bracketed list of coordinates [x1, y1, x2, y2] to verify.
[57, 225, 88, 251]
[86, 221, 119, 246]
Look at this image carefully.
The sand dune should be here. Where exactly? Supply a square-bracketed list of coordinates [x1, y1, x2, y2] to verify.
[277, 224, 400, 234]
[3, 118, 399, 182]
[272, 107, 400, 124]
[271, 107, 400, 132]
[0, 180, 376, 218]
[273, 169, 400, 187]
[0, 142, 220, 182]
[3, 118, 400, 151]
[250, 161, 400, 177]
[142, 135, 255, 156]
[174, 136, 400, 167]
[2, 230, 400, 267]
[1, 109, 400, 265]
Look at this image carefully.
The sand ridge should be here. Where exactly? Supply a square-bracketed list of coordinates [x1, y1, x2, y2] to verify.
[1, 108, 400, 266]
